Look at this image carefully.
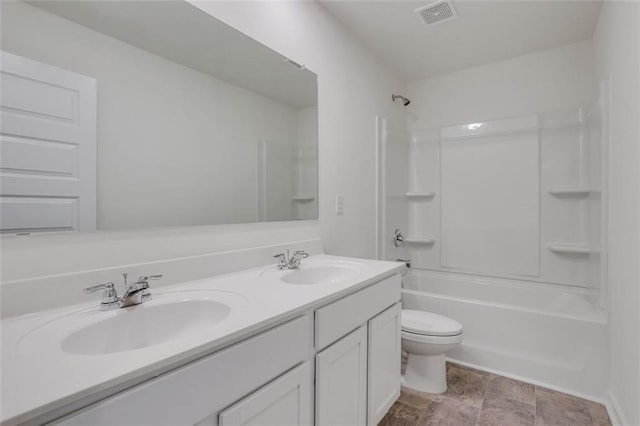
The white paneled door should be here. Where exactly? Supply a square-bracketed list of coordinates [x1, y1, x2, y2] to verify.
[0, 51, 97, 233]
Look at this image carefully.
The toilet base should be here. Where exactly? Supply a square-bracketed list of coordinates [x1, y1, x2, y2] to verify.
[402, 353, 447, 394]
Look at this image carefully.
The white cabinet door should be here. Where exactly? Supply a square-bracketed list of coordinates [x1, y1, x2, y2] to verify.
[316, 326, 368, 426]
[367, 303, 401, 426]
[0, 51, 97, 233]
[218, 363, 312, 426]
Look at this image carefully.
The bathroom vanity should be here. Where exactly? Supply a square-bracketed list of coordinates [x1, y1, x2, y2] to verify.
[1, 255, 403, 426]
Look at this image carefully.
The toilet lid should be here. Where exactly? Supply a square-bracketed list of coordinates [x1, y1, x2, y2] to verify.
[401, 310, 463, 336]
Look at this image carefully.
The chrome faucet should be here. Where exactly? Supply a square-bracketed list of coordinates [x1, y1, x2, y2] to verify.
[273, 250, 309, 270]
[84, 273, 162, 309]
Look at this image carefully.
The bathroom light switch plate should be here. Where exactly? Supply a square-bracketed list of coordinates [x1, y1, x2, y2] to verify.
[335, 195, 344, 215]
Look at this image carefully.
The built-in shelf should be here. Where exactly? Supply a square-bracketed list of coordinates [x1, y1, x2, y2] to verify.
[405, 237, 436, 245]
[548, 187, 596, 197]
[405, 192, 436, 200]
[292, 196, 315, 202]
[547, 243, 595, 255]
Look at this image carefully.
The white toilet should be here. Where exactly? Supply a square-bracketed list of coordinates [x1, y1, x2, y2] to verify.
[401, 309, 463, 394]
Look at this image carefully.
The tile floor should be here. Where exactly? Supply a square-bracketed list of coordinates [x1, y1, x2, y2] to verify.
[379, 363, 612, 426]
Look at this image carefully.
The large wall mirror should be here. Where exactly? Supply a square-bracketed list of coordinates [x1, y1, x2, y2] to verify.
[0, 0, 318, 233]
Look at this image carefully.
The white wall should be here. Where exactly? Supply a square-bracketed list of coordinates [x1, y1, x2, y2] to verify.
[593, 2, 640, 425]
[406, 40, 596, 130]
[2, 1, 299, 230]
[190, 1, 407, 258]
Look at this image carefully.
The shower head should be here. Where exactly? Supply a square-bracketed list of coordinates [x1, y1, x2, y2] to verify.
[392, 94, 411, 106]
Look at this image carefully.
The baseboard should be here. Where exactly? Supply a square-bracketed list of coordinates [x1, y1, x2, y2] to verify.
[446, 357, 608, 405]
[605, 390, 628, 426]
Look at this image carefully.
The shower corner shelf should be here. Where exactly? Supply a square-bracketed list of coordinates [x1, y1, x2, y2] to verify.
[405, 191, 436, 200]
[547, 243, 596, 255]
[405, 237, 436, 246]
[292, 195, 315, 202]
[548, 187, 596, 197]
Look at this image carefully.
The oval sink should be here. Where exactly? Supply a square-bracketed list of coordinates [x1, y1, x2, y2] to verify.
[62, 299, 230, 355]
[280, 266, 359, 285]
[17, 289, 246, 356]
[261, 260, 365, 285]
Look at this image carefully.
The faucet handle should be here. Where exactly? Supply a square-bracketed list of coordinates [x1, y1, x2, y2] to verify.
[84, 282, 115, 294]
[293, 250, 309, 259]
[393, 229, 405, 247]
[137, 274, 163, 282]
[136, 275, 161, 297]
[273, 253, 288, 269]
[83, 282, 118, 304]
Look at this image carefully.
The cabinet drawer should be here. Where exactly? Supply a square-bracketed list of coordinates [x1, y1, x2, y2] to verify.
[315, 274, 400, 350]
[51, 315, 312, 426]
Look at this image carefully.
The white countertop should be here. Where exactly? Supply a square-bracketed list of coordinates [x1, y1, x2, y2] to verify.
[1, 254, 403, 425]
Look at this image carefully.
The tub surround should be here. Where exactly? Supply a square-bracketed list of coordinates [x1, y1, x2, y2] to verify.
[1, 254, 404, 425]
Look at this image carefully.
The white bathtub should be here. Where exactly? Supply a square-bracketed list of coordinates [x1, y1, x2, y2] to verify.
[401, 269, 609, 399]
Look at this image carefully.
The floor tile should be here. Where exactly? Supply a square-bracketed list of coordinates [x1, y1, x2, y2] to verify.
[378, 401, 425, 426]
[390, 363, 612, 426]
[442, 364, 490, 408]
[486, 375, 536, 406]
[478, 392, 535, 426]
[535, 388, 594, 426]
[418, 396, 479, 426]
[589, 402, 613, 426]
[398, 388, 435, 410]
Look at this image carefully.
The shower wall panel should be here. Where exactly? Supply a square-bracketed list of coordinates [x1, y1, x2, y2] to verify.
[440, 120, 540, 277]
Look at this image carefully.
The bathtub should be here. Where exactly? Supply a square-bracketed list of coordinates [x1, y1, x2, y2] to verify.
[401, 269, 609, 400]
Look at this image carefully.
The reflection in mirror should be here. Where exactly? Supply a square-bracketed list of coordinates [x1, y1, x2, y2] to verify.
[0, 0, 318, 233]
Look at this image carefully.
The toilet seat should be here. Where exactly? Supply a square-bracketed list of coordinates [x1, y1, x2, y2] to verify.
[402, 329, 464, 345]
[401, 310, 463, 337]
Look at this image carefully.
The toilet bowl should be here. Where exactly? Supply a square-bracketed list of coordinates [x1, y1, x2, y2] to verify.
[401, 309, 463, 394]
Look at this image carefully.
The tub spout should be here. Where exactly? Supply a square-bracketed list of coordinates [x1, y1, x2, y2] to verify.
[397, 258, 411, 268]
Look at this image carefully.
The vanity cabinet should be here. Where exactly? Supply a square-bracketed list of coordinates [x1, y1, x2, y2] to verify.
[51, 316, 312, 426]
[48, 274, 401, 426]
[314, 275, 401, 426]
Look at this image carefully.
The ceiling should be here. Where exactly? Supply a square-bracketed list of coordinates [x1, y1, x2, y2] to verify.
[28, 0, 317, 108]
[319, 0, 603, 81]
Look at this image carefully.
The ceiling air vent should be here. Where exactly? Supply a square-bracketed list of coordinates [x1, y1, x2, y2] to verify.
[415, 0, 458, 28]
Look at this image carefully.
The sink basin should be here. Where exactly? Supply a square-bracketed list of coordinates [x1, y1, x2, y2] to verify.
[262, 260, 365, 285]
[17, 289, 246, 356]
[62, 300, 230, 355]
[280, 266, 358, 285]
